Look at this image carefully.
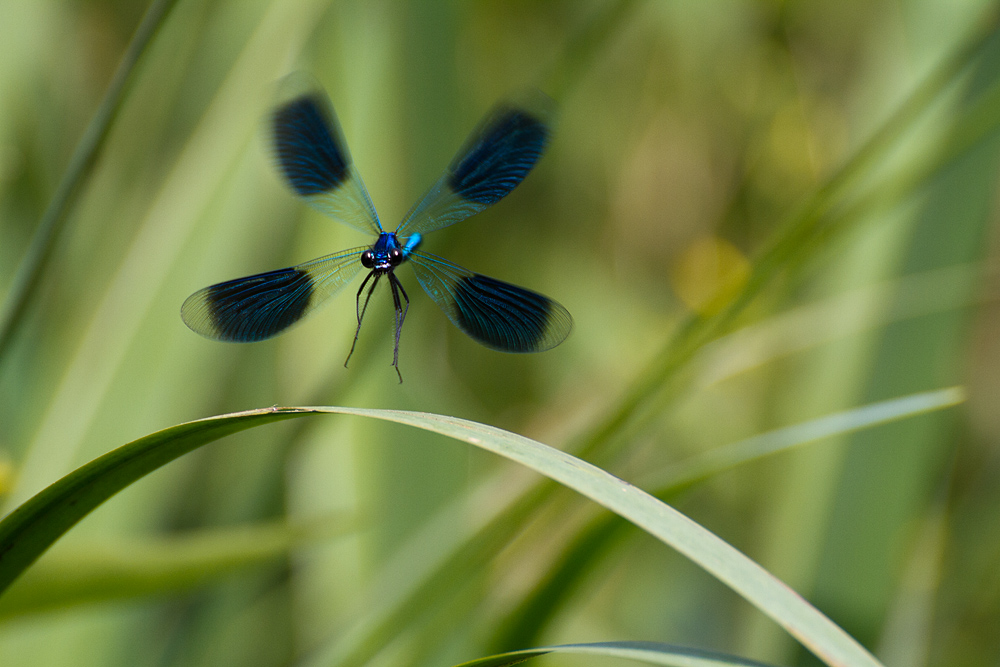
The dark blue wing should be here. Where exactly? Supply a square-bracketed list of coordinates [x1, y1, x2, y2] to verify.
[395, 92, 554, 237]
[272, 76, 381, 235]
[408, 250, 571, 352]
[181, 247, 367, 342]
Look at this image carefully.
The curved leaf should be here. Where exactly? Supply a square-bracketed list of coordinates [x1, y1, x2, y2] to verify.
[0, 408, 299, 594]
[0, 407, 881, 667]
[490, 387, 966, 651]
[452, 641, 779, 667]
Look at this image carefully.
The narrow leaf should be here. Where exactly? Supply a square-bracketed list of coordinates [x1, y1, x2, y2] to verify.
[453, 641, 780, 667]
[657, 387, 966, 489]
[0, 407, 880, 667]
[491, 387, 966, 651]
[0, 0, 181, 360]
[0, 408, 298, 594]
[0, 514, 350, 619]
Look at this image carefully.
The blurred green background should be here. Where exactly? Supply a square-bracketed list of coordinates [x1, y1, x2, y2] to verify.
[1, 0, 999, 666]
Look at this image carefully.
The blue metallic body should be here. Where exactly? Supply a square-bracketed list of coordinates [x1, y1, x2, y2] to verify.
[368, 232, 422, 271]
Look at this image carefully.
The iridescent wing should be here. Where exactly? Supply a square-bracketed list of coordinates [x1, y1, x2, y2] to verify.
[181, 247, 367, 342]
[408, 250, 571, 352]
[272, 76, 382, 235]
[394, 92, 554, 238]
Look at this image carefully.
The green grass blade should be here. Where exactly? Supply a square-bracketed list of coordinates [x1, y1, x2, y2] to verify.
[0, 407, 881, 667]
[0, 408, 299, 594]
[490, 387, 966, 652]
[0, 0, 181, 362]
[317, 409, 880, 666]
[657, 387, 966, 490]
[0, 514, 350, 619]
[452, 641, 781, 667]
